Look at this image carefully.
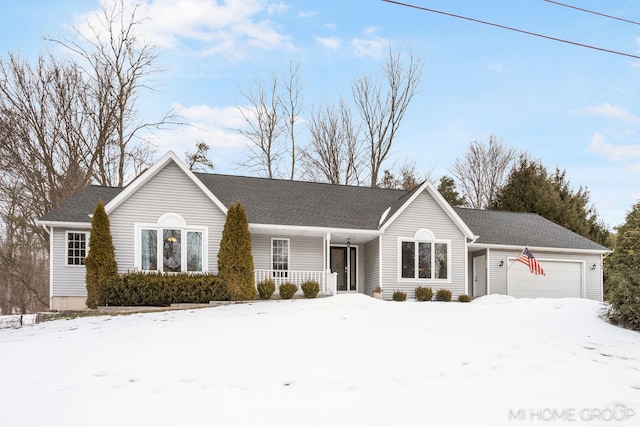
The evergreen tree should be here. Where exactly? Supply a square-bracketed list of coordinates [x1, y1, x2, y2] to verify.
[605, 201, 640, 331]
[437, 176, 466, 207]
[218, 202, 255, 301]
[493, 156, 610, 247]
[85, 200, 117, 309]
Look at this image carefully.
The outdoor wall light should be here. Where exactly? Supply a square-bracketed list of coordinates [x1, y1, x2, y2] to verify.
[347, 238, 351, 248]
[499, 260, 504, 268]
[591, 263, 597, 270]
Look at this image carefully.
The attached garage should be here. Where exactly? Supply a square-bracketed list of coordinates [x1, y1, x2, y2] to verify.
[507, 259, 583, 298]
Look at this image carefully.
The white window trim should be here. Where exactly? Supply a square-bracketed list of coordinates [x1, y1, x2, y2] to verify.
[134, 220, 208, 273]
[397, 236, 452, 283]
[65, 230, 89, 267]
[271, 237, 291, 275]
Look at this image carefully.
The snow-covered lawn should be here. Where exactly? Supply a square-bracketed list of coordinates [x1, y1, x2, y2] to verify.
[1, 295, 639, 427]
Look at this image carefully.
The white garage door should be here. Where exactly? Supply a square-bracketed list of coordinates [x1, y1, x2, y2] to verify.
[507, 259, 582, 298]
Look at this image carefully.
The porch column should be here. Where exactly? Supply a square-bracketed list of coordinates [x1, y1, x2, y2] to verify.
[324, 233, 331, 294]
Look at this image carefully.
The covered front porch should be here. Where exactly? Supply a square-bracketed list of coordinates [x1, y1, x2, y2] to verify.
[249, 225, 379, 296]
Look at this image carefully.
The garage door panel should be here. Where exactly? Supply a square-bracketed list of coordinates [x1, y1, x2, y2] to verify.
[508, 260, 582, 298]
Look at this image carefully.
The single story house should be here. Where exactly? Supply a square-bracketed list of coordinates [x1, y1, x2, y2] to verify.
[38, 151, 610, 310]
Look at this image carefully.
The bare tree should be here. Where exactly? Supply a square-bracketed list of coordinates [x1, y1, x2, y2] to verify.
[450, 134, 518, 209]
[281, 60, 304, 180]
[378, 158, 433, 190]
[186, 140, 214, 172]
[302, 98, 363, 185]
[352, 45, 423, 187]
[50, 0, 174, 186]
[237, 73, 284, 179]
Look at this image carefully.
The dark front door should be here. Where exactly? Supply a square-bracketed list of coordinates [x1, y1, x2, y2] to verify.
[330, 246, 357, 291]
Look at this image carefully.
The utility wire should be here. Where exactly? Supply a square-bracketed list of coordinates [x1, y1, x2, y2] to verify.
[543, 0, 640, 27]
[381, 0, 640, 60]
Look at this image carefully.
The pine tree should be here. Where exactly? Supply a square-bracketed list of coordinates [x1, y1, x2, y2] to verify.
[605, 201, 640, 330]
[493, 156, 610, 247]
[437, 176, 466, 207]
[218, 202, 255, 301]
[85, 200, 117, 309]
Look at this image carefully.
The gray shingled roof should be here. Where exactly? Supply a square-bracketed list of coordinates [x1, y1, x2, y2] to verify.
[454, 207, 609, 251]
[194, 173, 405, 229]
[38, 171, 609, 253]
[40, 185, 123, 223]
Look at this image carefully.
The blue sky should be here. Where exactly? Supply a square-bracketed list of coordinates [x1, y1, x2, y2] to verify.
[1, 0, 639, 229]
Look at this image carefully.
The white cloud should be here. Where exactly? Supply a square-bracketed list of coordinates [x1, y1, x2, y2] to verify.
[580, 103, 640, 124]
[352, 36, 387, 58]
[153, 103, 249, 153]
[298, 10, 316, 18]
[267, 2, 288, 15]
[74, 0, 293, 60]
[588, 131, 640, 165]
[315, 36, 341, 49]
[362, 26, 379, 36]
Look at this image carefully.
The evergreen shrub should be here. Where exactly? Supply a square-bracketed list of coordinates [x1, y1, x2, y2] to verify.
[301, 280, 320, 298]
[85, 201, 117, 309]
[99, 273, 227, 306]
[218, 203, 255, 301]
[279, 283, 298, 299]
[257, 279, 276, 300]
[415, 286, 433, 302]
[435, 289, 452, 302]
[458, 294, 472, 303]
[392, 290, 407, 301]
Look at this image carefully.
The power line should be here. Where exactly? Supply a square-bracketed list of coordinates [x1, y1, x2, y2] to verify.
[543, 0, 640, 26]
[381, 0, 640, 60]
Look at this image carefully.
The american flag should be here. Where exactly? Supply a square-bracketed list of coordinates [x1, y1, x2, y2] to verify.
[517, 247, 546, 276]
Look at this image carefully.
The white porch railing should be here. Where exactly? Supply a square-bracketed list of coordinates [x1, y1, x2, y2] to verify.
[254, 270, 338, 296]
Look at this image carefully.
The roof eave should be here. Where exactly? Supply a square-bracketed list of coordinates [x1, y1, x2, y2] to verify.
[468, 242, 611, 254]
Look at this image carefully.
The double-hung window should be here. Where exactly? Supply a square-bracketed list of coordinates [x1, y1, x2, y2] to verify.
[67, 232, 88, 266]
[400, 239, 449, 280]
[271, 238, 289, 278]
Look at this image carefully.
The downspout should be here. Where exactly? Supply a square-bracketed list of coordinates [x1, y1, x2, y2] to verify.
[41, 225, 54, 310]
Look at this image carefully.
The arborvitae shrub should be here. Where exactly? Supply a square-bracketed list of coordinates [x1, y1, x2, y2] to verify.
[257, 279, 276, 300]
[218, 203, 255, 301]
[458, 294, 472, 303]
[99, 272, 227, 306]
[415, 286, 433, 302]
[85, 201, 117, 308]
[392, 290, 407, 301]
[435, 289, 452, 302]
[301, 280, 320, 298]
[279, 283, 298, 299]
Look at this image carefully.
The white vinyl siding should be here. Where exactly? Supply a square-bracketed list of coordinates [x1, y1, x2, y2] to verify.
[364, 237, 380, 296]
[51, 227, 90, 297]
[488, 249, 603, 301]
[380, 192, 467, 300]
[251, 234, 324, 272]
[108, 161, 225, 274]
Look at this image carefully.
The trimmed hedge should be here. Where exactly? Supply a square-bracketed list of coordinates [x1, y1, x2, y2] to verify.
[392, 290, 407, 301]
[458, 294, 472, 303]
[415, 286, 433, 302]
[435, 288, 452, 302]
[257, 279, 276, 300]
[99, 272, 228, 306]
[279, 283, 298, 299]
[301, 280, 320, 298]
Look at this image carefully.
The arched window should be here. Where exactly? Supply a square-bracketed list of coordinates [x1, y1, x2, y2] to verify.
[399, 229, 450, 281]
[136, 213, 206, 272]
